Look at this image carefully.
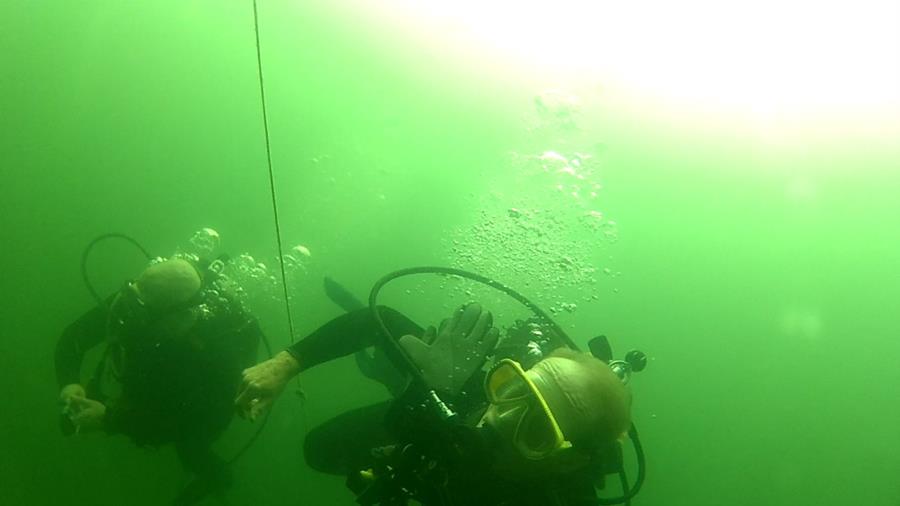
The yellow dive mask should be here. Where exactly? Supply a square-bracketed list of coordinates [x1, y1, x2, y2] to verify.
[482, 358, 573, 460]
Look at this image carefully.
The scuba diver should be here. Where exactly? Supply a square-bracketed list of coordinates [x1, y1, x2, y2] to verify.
[55, 255, 264, 505]
[235, 270, 642, 506]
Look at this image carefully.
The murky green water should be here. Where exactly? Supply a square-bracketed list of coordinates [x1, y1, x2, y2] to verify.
[2, 1, 899, 505]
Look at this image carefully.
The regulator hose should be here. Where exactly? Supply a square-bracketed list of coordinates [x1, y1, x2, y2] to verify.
[367, 266, 578, 374]
[596, 423, 646, 505]
[81, 232, 152, 309]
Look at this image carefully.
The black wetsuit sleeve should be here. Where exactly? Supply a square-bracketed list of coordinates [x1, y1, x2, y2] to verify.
[54, 305, 108, 389]
[285, 307, 423, 371]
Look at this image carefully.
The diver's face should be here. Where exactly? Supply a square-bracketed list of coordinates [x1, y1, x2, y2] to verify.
[480, 420, 584, 479]
[480, 359, 573, 462]
[481, 389, 552, 458]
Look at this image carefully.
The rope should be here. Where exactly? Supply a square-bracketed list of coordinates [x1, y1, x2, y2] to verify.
[251, 0, 297, 344]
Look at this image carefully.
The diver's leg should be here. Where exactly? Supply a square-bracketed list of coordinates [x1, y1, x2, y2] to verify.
[303, 401, 392, 475]
[323, 277, 366, 312]
[173, 439, 232, 505]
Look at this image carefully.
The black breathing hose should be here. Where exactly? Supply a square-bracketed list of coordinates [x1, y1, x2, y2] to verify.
[81, 232, 153, 308]
[367, 266, 578, 363]
[596, 423, 646, 505]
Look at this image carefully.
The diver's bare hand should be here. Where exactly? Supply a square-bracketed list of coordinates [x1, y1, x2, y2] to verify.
[235, 351, 300, 421]
[67, 396, 107, 433]
[59, 383, 86, 415]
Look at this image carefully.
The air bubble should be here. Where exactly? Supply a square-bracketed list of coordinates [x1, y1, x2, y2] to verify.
[292, 245, 311, 258]
[187, 228, 220, 258]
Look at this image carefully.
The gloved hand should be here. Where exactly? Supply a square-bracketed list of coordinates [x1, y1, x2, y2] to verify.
[399, 302, 499, 395]
[235, 351, 300, 421]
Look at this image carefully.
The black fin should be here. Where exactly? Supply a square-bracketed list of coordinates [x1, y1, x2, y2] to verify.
[323, 276, 366, 312]
[588, 335, 614, 363]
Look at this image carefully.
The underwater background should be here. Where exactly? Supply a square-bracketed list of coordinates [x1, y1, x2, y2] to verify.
[1, 1, 899, 505]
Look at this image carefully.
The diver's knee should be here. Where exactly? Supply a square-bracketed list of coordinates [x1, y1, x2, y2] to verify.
[303, 424, 342, 475]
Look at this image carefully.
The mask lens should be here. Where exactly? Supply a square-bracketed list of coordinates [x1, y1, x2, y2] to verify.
[484, 359, 571, 459]
[515, 407, 559, 455]
[487, 362, 533, 403]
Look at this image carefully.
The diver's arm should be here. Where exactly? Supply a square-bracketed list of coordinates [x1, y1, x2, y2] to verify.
[54, 304, 108, 389]
[285, 306, 422, 371]
[56, 304, 110, 435]
[236, 306, 422, 419]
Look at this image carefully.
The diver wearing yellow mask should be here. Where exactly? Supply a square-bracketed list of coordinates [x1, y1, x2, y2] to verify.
[485, 350, 630, 454]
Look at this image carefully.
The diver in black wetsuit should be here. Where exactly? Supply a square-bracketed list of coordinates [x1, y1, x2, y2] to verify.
[55, 258, 262, 506]
[235, 301, 632, 506]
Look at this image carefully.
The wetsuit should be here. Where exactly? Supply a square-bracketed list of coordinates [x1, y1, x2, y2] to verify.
[54, 300, 262, 505]
[287, 307, 606, 506]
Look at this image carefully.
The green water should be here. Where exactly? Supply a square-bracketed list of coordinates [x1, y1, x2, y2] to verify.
[2, 1, 899, 505]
